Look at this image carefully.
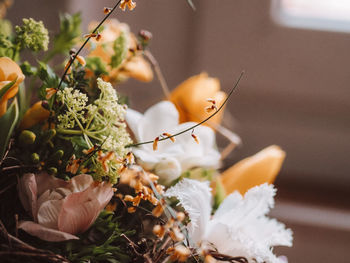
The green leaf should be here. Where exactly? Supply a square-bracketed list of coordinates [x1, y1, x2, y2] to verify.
[213, 176, 226, 210]
[110, 32, 127, 68]
[20, 61, 37, 76]
[37, 61, 59, 100]
[0, 99, 19, 159]
[43, 13, 82, 61]
[86, 56, 108, 76]
[0, 79, 16, 99]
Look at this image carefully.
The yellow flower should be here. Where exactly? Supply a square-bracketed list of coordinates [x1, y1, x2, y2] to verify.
[169, 73, 226, 125]
[87, 19, 153, 83]
[0, 57, 25, 117]
[220, 145, 286, 195]
[19, 101, 50, 130]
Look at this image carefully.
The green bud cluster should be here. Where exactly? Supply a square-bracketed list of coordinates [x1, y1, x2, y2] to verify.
[15, 18, 49, 52]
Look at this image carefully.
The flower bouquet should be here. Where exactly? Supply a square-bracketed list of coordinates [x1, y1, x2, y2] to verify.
[0, 1, 293, 262]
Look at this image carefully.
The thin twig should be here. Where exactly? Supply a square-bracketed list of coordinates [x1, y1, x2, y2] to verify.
[0, 139, 13, 166]
[127, 71, 244, 148]
[144, 50, 170, 98]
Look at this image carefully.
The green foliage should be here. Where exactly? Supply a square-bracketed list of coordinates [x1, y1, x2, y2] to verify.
[86, 56, 108, 76]
[20, 61, 37, 76]
[15, 18, 49, 52]
[37, 61, 60, 102]
[0, 19, 13, 37]
[44, 13, 82, 61]
[64, 211, 133, 263]
[0, 19, 14, 57]
[110, 32, 127, 68]
[0, 79, 16, 99]
[0, 98, 19, 159]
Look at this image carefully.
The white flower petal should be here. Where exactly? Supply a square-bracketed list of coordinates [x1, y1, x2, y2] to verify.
[206, 184, 293, 263]
[140, 101, 179, 141]
[126, 108, 143, 141]
[165, 178, 212, 245]
[174, 123, 221, 171]
[154, 157, 182, 185]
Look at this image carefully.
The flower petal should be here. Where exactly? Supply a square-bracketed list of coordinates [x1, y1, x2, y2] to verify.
[221, 145, 286, 195]
[154, 157, 182, 185]
[18, 173, 37, 219]
[140, 101, 179, 141]
[37, 199, 63, 229]
[126, 108, 143, 141]
[174, 122, 221, 171]
[58, 182, 113, 234]
[208, 184, 293, 263]
[165, 178, 212, 245]
[35, 172, 69, 197]
[69, 174, 94, 193]
[18, 221, 78, 242]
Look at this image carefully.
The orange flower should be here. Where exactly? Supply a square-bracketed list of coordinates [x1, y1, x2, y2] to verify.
[220, 145, 286, 195]
[19, 101, 50, 130]
[169, 73, 226, 126]
[0, 57, 25, 117]
[87, 19, 153, 83]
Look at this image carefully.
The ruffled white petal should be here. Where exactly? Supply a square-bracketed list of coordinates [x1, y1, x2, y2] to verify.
[165, 178, 212, 245]
[206, 184, 293, 263]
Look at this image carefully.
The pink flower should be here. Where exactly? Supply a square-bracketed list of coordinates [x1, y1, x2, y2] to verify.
[18, 173, 113, 242]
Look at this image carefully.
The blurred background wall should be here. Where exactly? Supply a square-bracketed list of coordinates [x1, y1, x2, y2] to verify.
[7, 0, 350, 262]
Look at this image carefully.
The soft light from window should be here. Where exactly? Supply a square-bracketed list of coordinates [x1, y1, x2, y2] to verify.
[272, 0, 350, 32]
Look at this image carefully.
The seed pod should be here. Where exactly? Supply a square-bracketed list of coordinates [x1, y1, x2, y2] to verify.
[42, 129, 56, 142]
[50, 150, 64, 162]
[48, 167, 57, 175]
[31, 153, 40, 164]
[19, 130, 36, 145]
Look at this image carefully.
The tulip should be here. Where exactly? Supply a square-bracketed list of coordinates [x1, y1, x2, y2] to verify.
[87, 19, 153, 83]
[220, 145, 286, 195]
[19, 101, 50, 130]
[169, 73, 227, 125]
[18, 173, 113, 242]
[0, 57, 25, 117]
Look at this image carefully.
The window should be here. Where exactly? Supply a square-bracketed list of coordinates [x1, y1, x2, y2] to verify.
[272, 0, 350, 32]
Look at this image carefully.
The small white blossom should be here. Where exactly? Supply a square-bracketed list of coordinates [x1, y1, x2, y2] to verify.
[56, 79, 132, 183]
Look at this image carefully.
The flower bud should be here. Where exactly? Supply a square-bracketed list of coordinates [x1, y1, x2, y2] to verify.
[47, 167, 57, 175]
[42, 129, 56, 142]
[19, 130, 36, 145]
[49, 150, 64, 162]
[31, 153, 40, 164]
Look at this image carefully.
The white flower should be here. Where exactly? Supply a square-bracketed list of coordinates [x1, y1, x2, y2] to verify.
[126, 101, 221, 184]
[165, 179, 293, 263]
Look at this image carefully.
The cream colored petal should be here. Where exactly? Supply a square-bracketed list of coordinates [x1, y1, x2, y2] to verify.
[37, 199, 63, 229]
[221, 145, 286, 195]
[68, 174, 94, 193]
[18, 221, 78, 242]
[18, 173, 37, 219]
